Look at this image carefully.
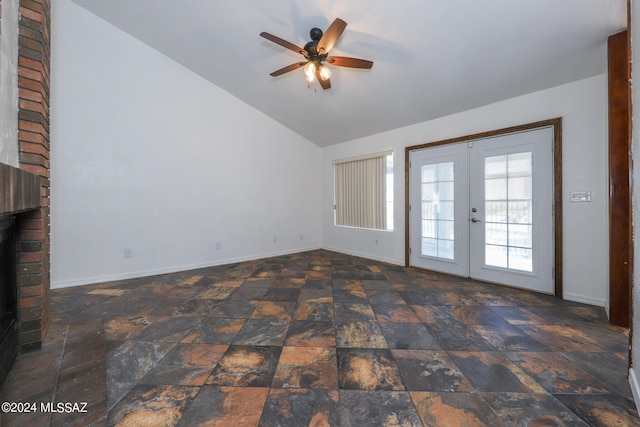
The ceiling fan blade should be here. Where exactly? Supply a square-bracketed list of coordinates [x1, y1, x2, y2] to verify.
[316, 69, 331, 90]
[317, 18, 347, 54]
[326, 56, 373, 69]
[260, 32, 308, 56]
[270, 62, 307, 77]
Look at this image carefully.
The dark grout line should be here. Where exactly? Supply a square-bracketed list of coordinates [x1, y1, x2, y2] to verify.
[47, 324, 70, 426]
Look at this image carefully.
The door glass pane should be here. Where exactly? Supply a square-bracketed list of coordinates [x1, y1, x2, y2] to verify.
[439, 201, 454, 220]
[421, 161, 455, 259]
[485, 178, 507, 200]
[486, 223, 507, 245]
[438, 220, 454, 240]
[422, 237, 437, 256]
[438, 239, 454, 260]
[422, 164, 437, 182]
[509, 247, 533, 271]
[439, 181, 454, 200]
[422, 219, 436, 238]
[508, 152, 532, 176]
[485, 155, 507, 177]
[508, 224, 532, 247]
[485, 200, 506, 223]
[438, 162, 454, 180]
[422, 203, 436, 220]
[484, 152, 533, 272]
[508, 200, 531, 224]
[486, 244, 508, 268]
[508, 177, 532, 200]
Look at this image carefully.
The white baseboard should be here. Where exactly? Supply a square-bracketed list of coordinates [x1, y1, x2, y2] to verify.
[321, 246, 404, 267]
[52, 248, 608, 310]
[562, 292, 606, 308]
[629, 368, 640, 412]
[51, 246, 322, 289]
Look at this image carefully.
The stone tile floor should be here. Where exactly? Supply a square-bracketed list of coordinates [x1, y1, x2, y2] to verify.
[1, 249, 638, 426]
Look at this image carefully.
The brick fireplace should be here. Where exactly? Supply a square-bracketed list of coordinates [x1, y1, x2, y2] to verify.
[0, 0, 51, 381]
[0, 215, 18, 386]
[0, 163, 41, 384]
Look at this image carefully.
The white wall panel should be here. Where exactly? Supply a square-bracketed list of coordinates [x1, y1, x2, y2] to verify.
[50, 0, 321, 287]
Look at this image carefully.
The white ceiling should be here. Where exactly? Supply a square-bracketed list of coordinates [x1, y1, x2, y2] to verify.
[69, 0, 627, 147]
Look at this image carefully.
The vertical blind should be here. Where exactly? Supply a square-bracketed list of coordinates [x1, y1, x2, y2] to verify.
[334, 151, 391, 230]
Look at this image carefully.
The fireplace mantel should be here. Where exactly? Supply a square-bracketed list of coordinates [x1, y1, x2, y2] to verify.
[1, 162, 41, 215]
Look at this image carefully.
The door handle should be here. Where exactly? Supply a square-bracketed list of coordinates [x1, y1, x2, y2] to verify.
[471, 217, 481, 223]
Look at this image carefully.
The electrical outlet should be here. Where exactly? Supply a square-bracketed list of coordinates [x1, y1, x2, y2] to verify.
[375, 240, 379, 246]
[273, 236, 278, 243]
[300, 234, 304, 241]
[215, 242, 222, 250]
[124, 248, 133, 258]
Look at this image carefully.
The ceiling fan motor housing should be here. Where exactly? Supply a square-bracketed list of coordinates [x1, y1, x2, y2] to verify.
[304, 28, 324, 57]
[304, 40, 318, 56]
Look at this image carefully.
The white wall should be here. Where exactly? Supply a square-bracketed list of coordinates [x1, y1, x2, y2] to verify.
[0, 0, 20, 167]
[322, 75, 609, 307]
[50, 0, 322, 288]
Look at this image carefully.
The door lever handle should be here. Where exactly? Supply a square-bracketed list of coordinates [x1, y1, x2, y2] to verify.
[471, 217, 481, 223]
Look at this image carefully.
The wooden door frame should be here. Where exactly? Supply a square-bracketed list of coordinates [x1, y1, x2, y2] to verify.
[405, 118, 563, 297]
[608, 30, 632, 328]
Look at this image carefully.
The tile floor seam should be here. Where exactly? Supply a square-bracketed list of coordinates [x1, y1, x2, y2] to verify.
[47, 323, 70, 426]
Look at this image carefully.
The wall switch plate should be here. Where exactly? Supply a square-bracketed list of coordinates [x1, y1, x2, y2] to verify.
[570, 191, 591, 202]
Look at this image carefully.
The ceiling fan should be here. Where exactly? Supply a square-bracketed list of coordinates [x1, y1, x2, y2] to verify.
[260, 18, 373, 90]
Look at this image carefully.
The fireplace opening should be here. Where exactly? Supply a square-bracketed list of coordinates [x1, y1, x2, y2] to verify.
[0, 215, 18, 387]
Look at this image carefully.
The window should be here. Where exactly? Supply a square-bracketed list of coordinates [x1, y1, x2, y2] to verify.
[334, 151, 393, 230]
[420, 161, 455, 259]
[484, 152, 533, 272]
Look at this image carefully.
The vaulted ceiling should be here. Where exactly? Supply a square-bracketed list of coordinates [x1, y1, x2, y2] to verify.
[69, 0, 627, 147]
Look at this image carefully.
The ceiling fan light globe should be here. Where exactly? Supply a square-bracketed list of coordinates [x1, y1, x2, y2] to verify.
[304, 62, 317, 79]
[318, 64, 331, 81]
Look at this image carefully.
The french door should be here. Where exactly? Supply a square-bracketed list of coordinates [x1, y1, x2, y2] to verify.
[409, 127, 554, 293]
